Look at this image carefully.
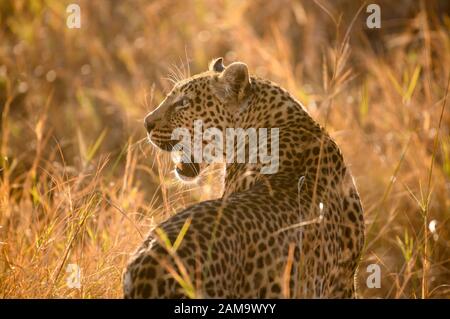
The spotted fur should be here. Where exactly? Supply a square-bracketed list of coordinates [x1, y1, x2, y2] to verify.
[123, 58, 365, 298]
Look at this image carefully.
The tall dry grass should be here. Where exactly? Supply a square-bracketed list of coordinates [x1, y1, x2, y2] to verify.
[0, 0, 449, 298]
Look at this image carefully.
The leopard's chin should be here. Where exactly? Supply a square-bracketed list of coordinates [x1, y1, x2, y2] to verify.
[174, 161, 201, 182]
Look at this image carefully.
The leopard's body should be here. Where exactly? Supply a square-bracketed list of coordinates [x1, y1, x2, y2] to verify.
[123, 58, 365, 298]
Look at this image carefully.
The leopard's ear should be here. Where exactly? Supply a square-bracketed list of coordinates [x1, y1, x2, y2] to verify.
[209, 57, 225, 72]
[212, 62, 251, 104]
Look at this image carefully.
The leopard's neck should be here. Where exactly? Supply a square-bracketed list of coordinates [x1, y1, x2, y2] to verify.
[222, 78, 329, 198]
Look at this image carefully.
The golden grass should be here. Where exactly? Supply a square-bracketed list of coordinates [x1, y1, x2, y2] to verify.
[0, 0, 449, 298]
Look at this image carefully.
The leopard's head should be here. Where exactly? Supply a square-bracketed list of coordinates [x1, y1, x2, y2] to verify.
[144, 58, 252, 180]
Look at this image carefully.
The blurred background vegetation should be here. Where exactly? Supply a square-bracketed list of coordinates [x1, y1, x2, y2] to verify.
[0, 0, 449, 298]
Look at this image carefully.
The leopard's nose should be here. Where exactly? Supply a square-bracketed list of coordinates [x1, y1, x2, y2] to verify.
[144, 116, 156, 133]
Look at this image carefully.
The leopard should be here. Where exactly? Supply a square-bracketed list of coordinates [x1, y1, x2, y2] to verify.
[123, 58, 365, 298]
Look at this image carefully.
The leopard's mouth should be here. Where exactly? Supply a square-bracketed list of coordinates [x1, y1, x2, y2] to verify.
[148, 133, 202, 181]
[147, 133, 179, 152]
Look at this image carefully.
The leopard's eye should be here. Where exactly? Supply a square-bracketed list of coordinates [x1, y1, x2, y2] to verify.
[174, 97, 190, 111]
